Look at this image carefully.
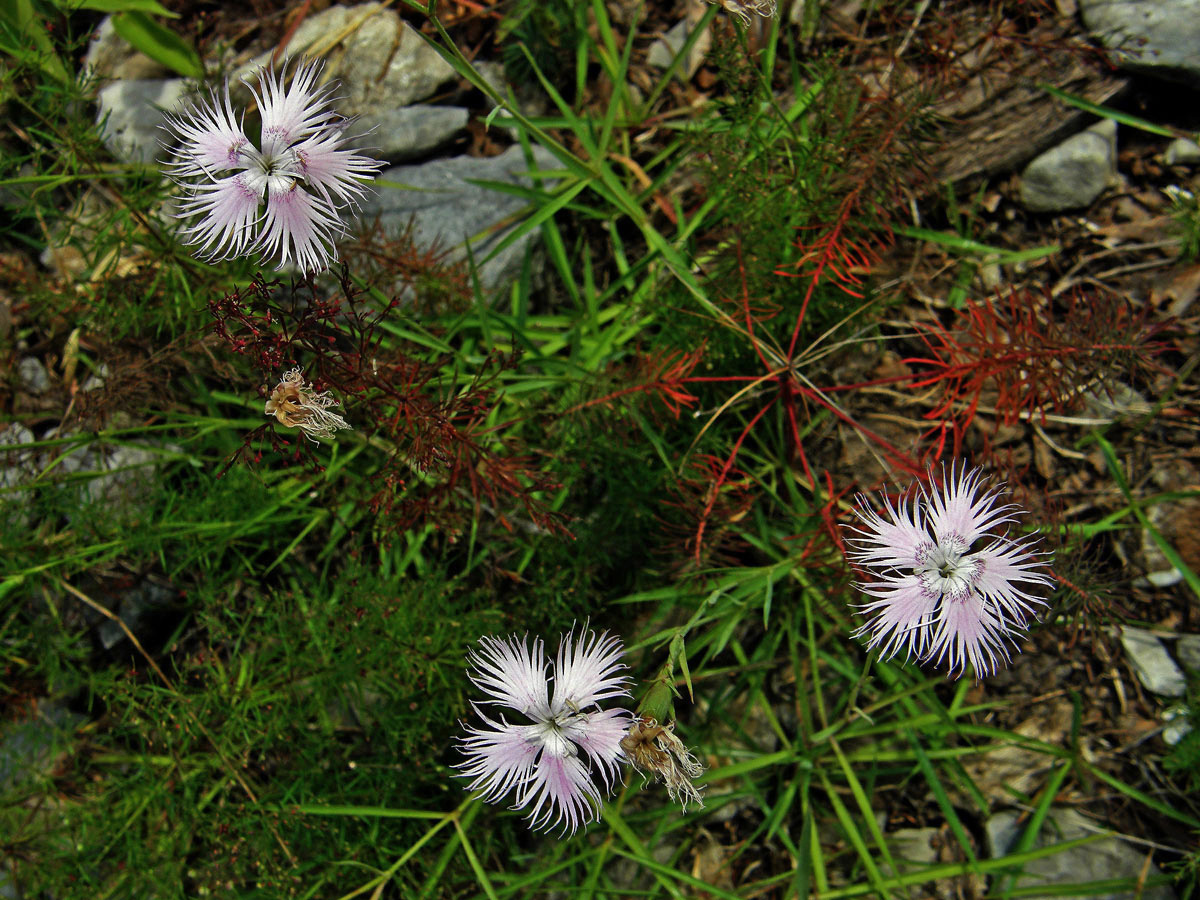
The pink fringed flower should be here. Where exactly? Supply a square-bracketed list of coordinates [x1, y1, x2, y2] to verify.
[163, 59, 383, 274]
[845, 466, 1052, 679]
[457, 628, 632, 833]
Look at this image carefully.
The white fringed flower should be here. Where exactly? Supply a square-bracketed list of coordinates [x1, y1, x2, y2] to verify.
[845, 465, 1052, 679]
[163, 59, 383, 274]
[457, 628, 632, 834]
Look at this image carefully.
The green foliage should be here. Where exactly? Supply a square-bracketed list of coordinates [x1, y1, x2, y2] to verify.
[1165, 677, 1200, 792]
[1169, 185, 1200, 262]
[0, 0, 201, 81]
[1, 2, 1195, 898]
[495, 0, 587, 95]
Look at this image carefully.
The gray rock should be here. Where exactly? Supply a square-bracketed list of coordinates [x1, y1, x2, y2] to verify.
[98, 582, 176, 650]
[359, 144, 555, 295]
[1120, 626, 1186, 697]
[0, 701, 84, 793]
[237, 4, 456, 119]
[647, 19, 711, 78]
[0, 423, 37, 513]
[85, 443, 160, 509]
[96, 78, 189, 165]
[1166, 138, 1200, 166]
[474, 60, 549, 117]
[1163, 706, 1192, 746]
[85, 15, 172, 83]
[1177, 635, 1200, 673]
[1019, 118, 1116, 212]
[888, 826, 939, 866]
[1081, 0, 1200, 85]
[362, 105, 468, 162]
[986, 808, 1174, 900]
[336, 11, 456, 118]
[17, 357, 50, 395]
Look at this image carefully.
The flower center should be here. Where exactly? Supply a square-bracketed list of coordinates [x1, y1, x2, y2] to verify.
[915, 536, 980, 602]
[532, 718, 578, 759]
[241, 146, 303, 197]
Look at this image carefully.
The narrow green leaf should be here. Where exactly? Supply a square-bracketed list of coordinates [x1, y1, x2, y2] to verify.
[63, 0, 178, 16]
[1041, 83, 1181, 140]
[112, 11, 203, 77]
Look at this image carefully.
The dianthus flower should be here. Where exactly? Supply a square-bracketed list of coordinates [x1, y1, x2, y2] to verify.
[162, 59, 383, 274]
[457, 628, 632, 833]
[845, 465, 1052, 679]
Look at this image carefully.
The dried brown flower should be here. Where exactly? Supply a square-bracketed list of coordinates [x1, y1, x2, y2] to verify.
[620, 716, 705, 811]
[264, 368, 351, 442]
[704, 0, 777, 25]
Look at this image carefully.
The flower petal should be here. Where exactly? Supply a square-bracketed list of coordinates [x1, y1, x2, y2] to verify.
[175, 173, 263, 261]
[466, 635, 552, 719]
[852, 575, 939, 663]
[257, 183, 343, 274]
[518, 748, 601, 834]
[162, 85, 250, 178]
[926, 593, 1013, 679]
[251, 58, 337, 158]
[971, 538, 1053, 626]
[845, 492, 929, 571]
[552, 627, 631, 714]
[561, 707, 631, 792]
[290, 131, 383, 210]
[456, 708, 542, 804]
[925, 464, 1018, 546]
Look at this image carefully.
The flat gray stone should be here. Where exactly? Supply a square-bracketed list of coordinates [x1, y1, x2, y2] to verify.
[888, 826, 938, 867]
[1081, 0, 1200, 85]
[237, 4, 456, 119]
[987, 808, 1175, 900]
[1120, 626, 1186, 697]
[647, 19, 711, 78]
[85, 15, 171, 82]
[96, 78, 189, 165]
[360, 105, 468, 162]
[0, 423, 37, 514]
[1177, 635, 1200, 672]
[0, 701, 84, 793]
[1019, 119, 1116, 213]
[359, 144, 555, 296]
[98, 582, 176, 650]
[18, 357, 50, 395]
[1166, 138, 1200, 166]
[1163, 707, 1192, 746]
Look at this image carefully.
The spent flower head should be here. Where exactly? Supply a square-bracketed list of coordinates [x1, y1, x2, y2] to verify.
[163, 58, 383, 274]
[265, 368, 351, 442]
[704, 0, 778, 25]
[845, 464, 1052, 679]
[457, 627, 632, 833]
[621, 716, 705, 811]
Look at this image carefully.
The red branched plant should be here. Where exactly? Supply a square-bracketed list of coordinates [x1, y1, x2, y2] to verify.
[340, 219, 473, 318]
[656, 453, 756, 572]
[906, 286, 1170, 446]
[566, 346, 704, 419]
[208, 272, 564, 538]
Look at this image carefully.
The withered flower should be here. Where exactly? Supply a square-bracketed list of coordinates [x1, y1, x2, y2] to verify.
[264, 367, 351, 442]
[620, 716, 705, 811]
[704, 0, 777, 25]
